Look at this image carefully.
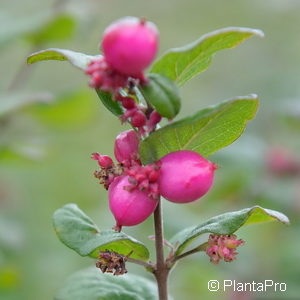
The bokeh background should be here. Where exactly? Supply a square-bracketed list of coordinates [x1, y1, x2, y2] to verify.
[1, 0, 300, 299]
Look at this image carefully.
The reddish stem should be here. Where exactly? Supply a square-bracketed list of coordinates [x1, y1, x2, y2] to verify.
[153, 200, 169, 300]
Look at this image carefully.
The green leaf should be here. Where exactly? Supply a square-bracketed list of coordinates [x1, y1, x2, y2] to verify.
[0, 92, 53, 118]
[55, 267, 159, 300]
[0, 144, 45, 162]
[27, 48, 100, 70]
[26, 14, 76, 44]
[0, 12, 50, 48]
[27, 90, 96, 128]
[95, 89, 123, 116]
[53, 204, 149, 261]
[151, 27, 264, 86]
[140, 74, 181, 119]
[170, 206, 289, 256]
[139, 95, 259, 164]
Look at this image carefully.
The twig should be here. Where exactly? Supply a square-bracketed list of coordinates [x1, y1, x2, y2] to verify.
[126, 257, 155, 270]
[148, 235, 175, 251]
[171, 242, 208, 263]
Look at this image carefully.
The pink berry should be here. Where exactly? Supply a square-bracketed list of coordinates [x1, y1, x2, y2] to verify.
[159, 150, 217, 203]
[266, 147, 300, 176]
[114, 130, 140, 163]
[102, 17, 159, 77]
[131, 111, 146, 128]
[108, 176, 158, 227]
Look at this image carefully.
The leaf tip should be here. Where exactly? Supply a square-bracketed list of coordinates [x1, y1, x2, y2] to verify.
[251, 28, 265, 38]
[250, 206, 290, 225]
[223, 27, 265, 38]
[26, 53, 35, 65]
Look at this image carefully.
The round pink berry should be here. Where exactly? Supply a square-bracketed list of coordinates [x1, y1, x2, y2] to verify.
[102, 17, 159, 77]
[114, 130, 139, 163]
[108, 176, 158, 227]
[159, 150, 217, 203]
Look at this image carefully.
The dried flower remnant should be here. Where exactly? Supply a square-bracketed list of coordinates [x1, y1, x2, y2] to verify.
[206, 234, 245, 264]
[86, 57, 130, 92]
[96, 250, 128, 276]
[124, 162, 161, 200]
[92, 153, 123, 189]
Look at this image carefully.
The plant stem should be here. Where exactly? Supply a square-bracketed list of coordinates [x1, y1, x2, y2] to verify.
[153, 200, 169, 300]
[126, 257, 155, 270]
[172, 242, 208, 263]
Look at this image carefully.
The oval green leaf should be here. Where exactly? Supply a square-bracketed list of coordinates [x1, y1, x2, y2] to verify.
[139, 95, 259, 164]
[26, 14, 76, 44]
[0, 92, 53, 118]
[53, 204, 149, 261]
[27, 48, 101, 70]
[95, 89, 123, 116]
[140, 74, 181, 119]
[170, 206, 289, 256]
[151, 27, 264, 86]
[27, 90, 96, 128]
[55, 267, 159, 300]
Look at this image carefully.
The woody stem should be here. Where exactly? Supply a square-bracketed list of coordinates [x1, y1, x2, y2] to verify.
[153, 199, 169, 300]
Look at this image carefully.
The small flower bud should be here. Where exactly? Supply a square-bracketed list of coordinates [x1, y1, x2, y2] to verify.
[91, 153, 114, 168]
[131, 111, 146, 128]
[149, 110, 162, 125]
[121, 97, 136, 109]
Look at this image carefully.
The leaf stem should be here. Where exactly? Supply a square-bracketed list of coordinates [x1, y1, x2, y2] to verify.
[126, 257, 155, 271]
[153, 199, 169, 300]
[172, 242, 208, 263]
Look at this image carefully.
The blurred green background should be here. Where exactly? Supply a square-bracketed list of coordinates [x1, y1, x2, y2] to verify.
[1, 0, 300, 299]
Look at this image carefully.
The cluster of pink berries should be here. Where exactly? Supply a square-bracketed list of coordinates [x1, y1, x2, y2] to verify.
[206, 234, 245, 264]
[88, 17, 217, 232]
[92, 129, 217, 231]
[86, 17, 162, 136]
